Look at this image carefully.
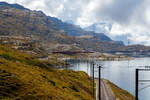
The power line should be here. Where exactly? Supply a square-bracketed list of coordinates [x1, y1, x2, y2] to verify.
[135, 68, 150, 100]
[139, 84, 150, 92]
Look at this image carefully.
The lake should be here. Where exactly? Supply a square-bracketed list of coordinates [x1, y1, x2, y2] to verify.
[66, 58, 150, 100]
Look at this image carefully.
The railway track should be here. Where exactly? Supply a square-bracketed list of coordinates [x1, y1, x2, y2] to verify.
[96, 79, 116, 100]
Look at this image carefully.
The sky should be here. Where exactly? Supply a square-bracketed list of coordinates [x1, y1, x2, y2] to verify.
[1, 0, 150, 45]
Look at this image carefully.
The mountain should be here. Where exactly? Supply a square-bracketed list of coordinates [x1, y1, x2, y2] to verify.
[0, 2, 69, 43]
[48, 17, 114, 42]
[0, 2, 118, 52]
[0, 2, 28, 10]
[48, 17, 87, 36]
[65, 20, 74, 24]
[0, 2, 150, 54]
[110, 34, 131, 45]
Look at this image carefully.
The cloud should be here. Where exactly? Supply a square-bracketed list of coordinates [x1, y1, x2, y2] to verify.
[95, 0, 145, 24]
[91, 0, 150, 46]
[109, 23, 150, 45]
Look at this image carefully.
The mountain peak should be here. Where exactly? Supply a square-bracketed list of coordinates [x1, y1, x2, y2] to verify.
[65, 20, 74, 24]
[0, 2, 7, 5]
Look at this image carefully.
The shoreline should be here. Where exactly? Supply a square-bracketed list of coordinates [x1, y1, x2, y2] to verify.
[61, 57, 134, 61]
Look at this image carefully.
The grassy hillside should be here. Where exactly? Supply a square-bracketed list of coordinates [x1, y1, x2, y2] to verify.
[0, 45, 94, 100]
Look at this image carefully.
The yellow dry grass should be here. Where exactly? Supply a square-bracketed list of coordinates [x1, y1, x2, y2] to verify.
[0, 45, 94, 100]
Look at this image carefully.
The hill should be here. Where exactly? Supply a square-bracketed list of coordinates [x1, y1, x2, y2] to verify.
[0, 45, 94, 100]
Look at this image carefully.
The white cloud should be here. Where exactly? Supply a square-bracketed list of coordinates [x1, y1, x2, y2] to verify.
[76, 0, 98, 27]
[110, 24, 131, 36]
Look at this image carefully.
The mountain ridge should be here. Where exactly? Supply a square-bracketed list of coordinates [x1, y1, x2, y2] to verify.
[0, 2, 150, 55]
[48, 16, 114, 42]
[0, 2, 124, 52]
[0, 2, 28, 10]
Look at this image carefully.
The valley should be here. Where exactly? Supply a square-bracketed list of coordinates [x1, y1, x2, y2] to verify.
[0, 1, 149, 100]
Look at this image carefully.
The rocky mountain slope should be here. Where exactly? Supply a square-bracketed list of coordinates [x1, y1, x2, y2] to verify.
[0, 2, 125, 52]
[0, 2, 66, 41]
[0, 2, 150, 54]
[49, 17, 113, 42]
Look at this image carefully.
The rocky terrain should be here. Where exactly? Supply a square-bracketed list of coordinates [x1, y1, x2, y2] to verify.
[0, 2, 150, 57]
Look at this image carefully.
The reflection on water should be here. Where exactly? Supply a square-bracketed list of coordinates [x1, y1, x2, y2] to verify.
[66, 58, 150, 100]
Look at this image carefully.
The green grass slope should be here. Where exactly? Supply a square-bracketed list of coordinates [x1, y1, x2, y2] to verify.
[0, 45, 94, 100]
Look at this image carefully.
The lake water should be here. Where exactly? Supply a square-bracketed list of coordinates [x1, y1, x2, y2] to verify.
[66, 58, 150, 100]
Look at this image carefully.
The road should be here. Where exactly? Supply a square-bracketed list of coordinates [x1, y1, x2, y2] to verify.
[95, 79, 116, 100]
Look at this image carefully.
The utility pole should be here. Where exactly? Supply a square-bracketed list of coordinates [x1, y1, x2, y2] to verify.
[99, 66, 101, 100]
[128, 39, 130, 67]
[135, 68, 150, 100]
[135, 69, 139, 100]
[93, 63, 95, 98]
